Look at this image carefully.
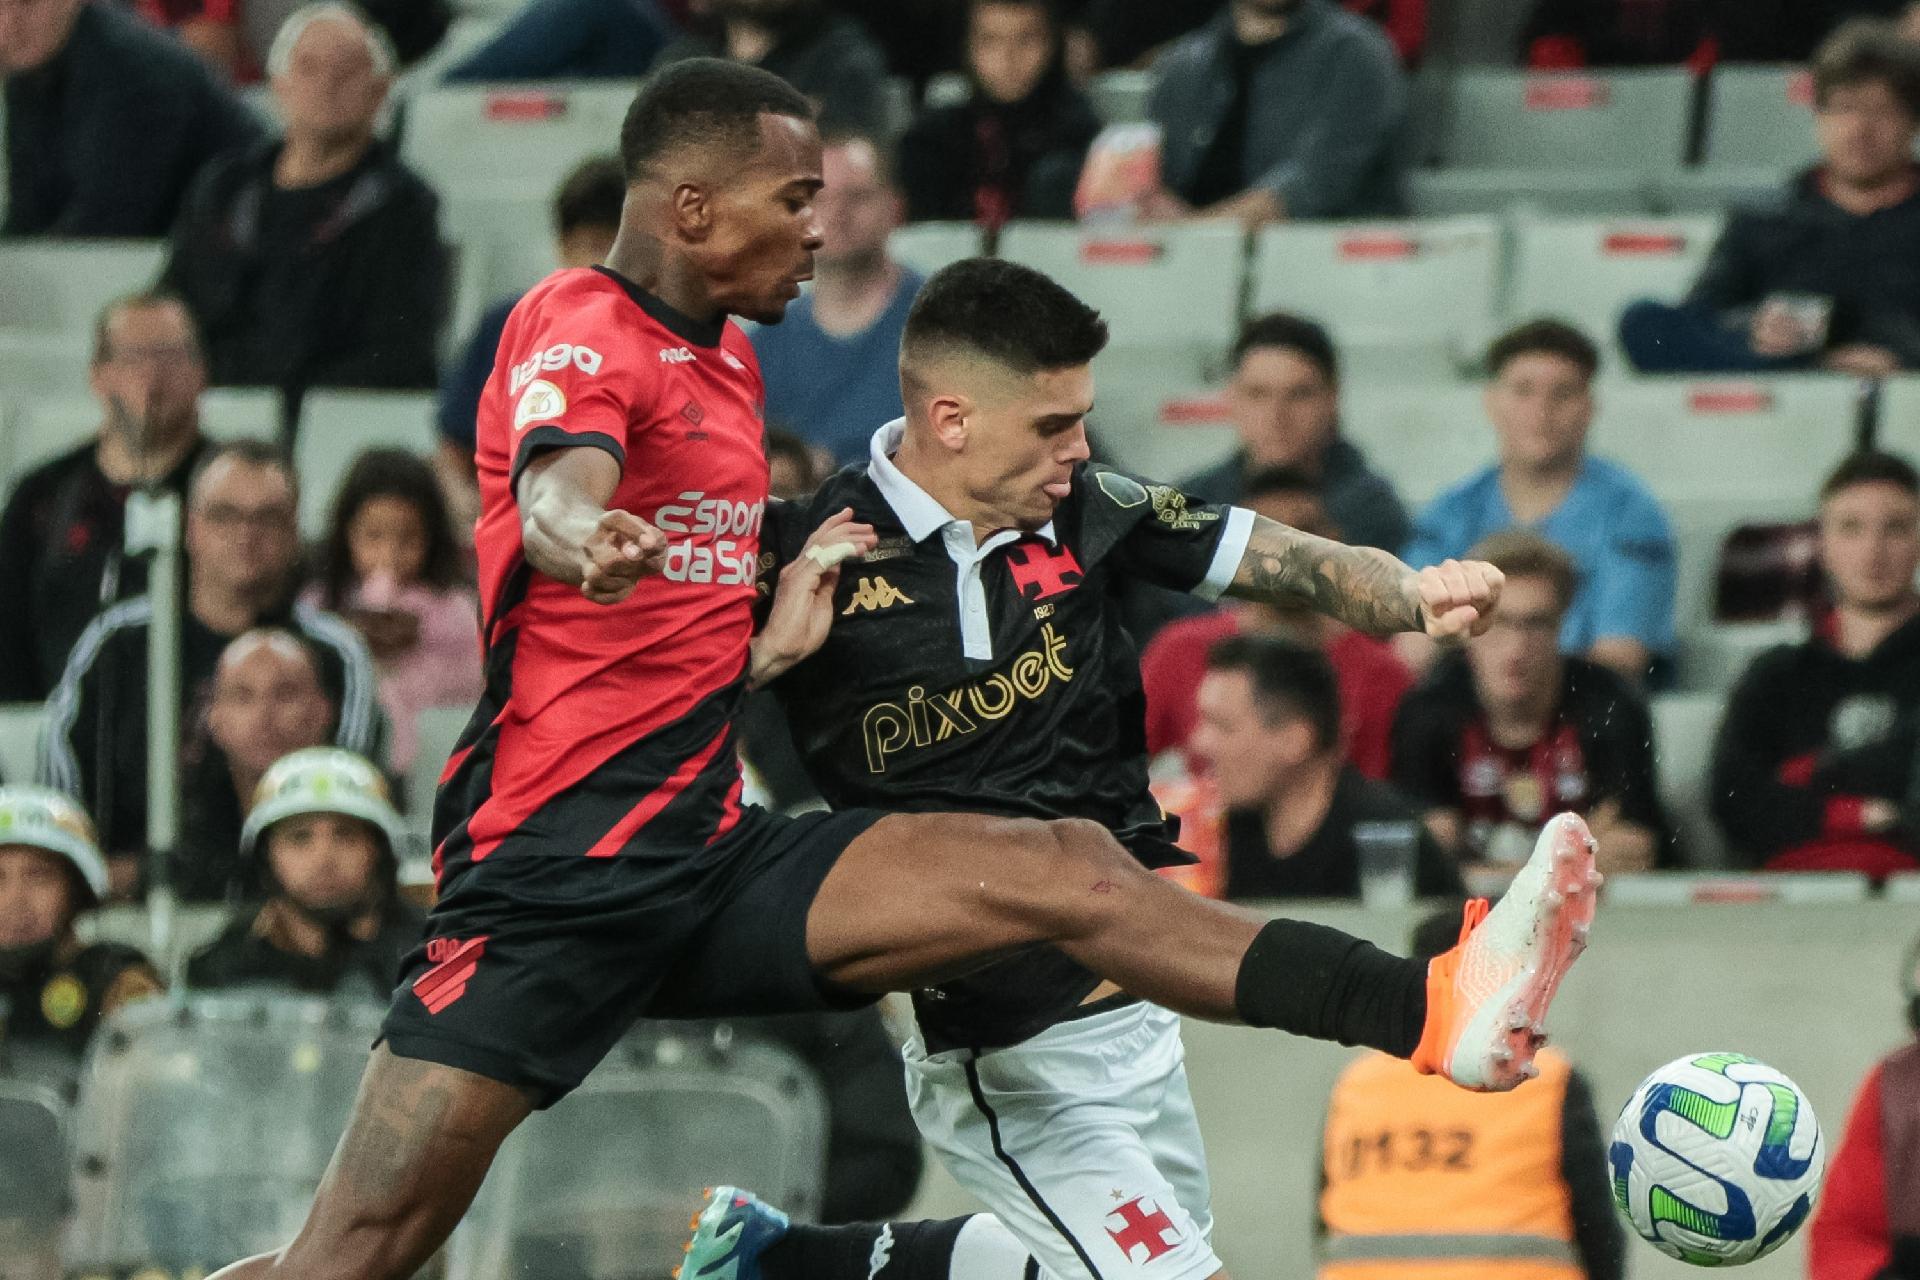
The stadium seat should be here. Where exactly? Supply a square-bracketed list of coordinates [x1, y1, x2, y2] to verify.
[1437, 68, 1696, 172]
[1868, 375, 1920, 460]
[198, 388, 286, 443]
[293, 391, 439, 536]
[0, 330, 93, 394]
[1088, 69, 1153, 125]
[0, 702, 45, 788]
[450, 1025, 829, 1280]
[997, 221, 1245, 353]
[408, 705, 473, 835]
[7, 397, 100, 481]
[1507, 215, 1722, 349]
[1087, 348, 1239, 481]
[1650, 693, 1730, 868]
[399, 84, 636, 204]
[1702, 66, 1820, 171]
[1886, 871, 1920, 902]
[1407, 169, 1661, 219]
[0, 240, 167, 336]
[888, 222, 986, 280]
[1651, 166, 1787, 216]
[1600, 870, 1871, 905]
[1336, 383, 1491, 508]
[1250, 219, 1503, 379]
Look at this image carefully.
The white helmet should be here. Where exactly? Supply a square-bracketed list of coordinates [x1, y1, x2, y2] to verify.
[0, 786, 110, 906]
[240, 748, 409, 860]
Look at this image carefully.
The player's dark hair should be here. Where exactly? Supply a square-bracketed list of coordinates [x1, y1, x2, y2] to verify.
[92, 290, 201, 367]
[1232, 312, 1339, 384]
[553, 155, 627, 237]
[619, 58, 817, 180]
[1204, 634, 1341, 752]
[1242, 465, 1323, 505]
[315, 448, 469, 609]
[1813, 18, 1920, 119]
[1820, 449, 1920, 503]
[766, 427, 823, 494]
[1466, 529, 1580, 614]
[189, 437, 298, 506]
[903, 258, 1109, 375]
[1485, 318, 1600, 382]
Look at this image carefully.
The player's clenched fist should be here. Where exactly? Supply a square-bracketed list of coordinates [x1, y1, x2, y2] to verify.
[750, 508, 878, 686]
[1411, 558, 1504, 639]
[579, 509, 667, 605]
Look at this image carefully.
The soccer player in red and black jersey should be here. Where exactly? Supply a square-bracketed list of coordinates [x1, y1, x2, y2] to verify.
[210, 61, 1597, 1280]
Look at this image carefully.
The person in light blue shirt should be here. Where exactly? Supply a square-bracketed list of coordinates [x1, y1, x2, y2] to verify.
[1403, 320, 1676, 685]
[750, 132, 922, 465]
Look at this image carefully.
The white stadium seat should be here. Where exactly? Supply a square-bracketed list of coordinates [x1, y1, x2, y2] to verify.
[294, 391, 440, 537]
[0, 241, 167, 336]
[1866, 376, 1920, 461]
[0, 702, 44, 787]
[1703, 66, 1820, 171]
[1087, 350, 1238, 482]
[887, 222, 985, 281]
[1336, 383, 1492, 509]
[400, 84, 636, 204]
[1088, 70, 1153, 125]
[1650, 693, 1730, 868]
[1406, 169, 1661, 219]
[1251, 219, 1503, 379]
[7, 397, 100, 481]
[1508, 215, 1722, 349]
[996, 221, 1245, 353]
[0, 331, 93, 395]
[1439, 69, 1695, 171]
[1655, 166, 1791, 216]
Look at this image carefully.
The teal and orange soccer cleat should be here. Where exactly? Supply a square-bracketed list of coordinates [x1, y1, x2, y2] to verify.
[675, 1186, 791, 1280]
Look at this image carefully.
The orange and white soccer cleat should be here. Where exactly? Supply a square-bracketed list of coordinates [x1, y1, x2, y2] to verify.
[1411, 811, 1601, 1092]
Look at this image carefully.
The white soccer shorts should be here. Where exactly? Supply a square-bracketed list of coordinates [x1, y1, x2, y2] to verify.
[903, 1000, 1222, 1280]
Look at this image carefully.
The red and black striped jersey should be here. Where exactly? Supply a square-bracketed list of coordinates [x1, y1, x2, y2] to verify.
[434, 267, 769, 873]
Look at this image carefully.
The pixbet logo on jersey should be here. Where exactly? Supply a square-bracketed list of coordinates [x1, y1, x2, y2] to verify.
[509, 343, 603, 396]
[653, 490, 764, 585]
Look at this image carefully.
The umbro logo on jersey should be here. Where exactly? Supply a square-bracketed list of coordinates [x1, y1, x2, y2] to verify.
[842, 577, 914, 615]
[659, 346, 696, 364]
[681, 400, 705, 425]
[723, 352, 747, 371]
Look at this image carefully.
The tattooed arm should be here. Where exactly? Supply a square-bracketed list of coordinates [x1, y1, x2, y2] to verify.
[1224, 514, 1505, 638]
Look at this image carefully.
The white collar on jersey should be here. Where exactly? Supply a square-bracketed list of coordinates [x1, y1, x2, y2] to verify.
[866, 418, 1058, 549]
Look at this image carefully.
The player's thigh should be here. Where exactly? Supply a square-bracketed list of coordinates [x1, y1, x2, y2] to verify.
[278, 1046, 534, 1279]
[902, 1004, 1224, 1280]
[806, 810, 1152, 991]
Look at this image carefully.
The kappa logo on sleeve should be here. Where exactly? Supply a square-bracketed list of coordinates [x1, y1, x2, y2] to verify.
[509, 342, 603, 395]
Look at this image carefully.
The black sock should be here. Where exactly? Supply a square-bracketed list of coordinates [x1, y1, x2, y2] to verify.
[760, 1216, 971, 1280]
[1232, 918, 1427, 1057]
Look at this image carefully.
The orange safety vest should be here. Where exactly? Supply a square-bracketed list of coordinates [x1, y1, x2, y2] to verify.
[1319, 1048, 1584, 1280]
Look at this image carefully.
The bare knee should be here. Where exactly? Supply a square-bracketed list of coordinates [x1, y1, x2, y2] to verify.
[994, 817, 1152, 941]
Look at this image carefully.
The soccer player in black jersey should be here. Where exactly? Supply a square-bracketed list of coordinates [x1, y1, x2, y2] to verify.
[694, 258, 1604, 1280]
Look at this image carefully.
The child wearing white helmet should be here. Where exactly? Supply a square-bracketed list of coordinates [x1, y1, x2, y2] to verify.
[186, 748, 424, 999]
[0, 786, 162, 1092]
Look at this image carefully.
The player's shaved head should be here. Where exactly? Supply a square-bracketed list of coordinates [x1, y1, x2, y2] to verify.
[620, 58, 818, 181]
[899, 258, 1109, 411]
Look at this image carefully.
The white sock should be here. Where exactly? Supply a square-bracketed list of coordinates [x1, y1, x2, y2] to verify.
[948, 1214, 1035, 1279]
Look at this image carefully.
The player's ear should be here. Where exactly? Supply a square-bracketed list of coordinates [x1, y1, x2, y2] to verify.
[926, 393, 970, 453]
[671, 182, 713, 242]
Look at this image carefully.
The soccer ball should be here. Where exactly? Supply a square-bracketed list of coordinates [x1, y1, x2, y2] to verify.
[1609, 1052, 1825, 1266]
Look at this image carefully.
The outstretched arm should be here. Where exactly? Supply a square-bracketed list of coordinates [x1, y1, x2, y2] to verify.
[516, 447, 667, 604]
[1224, 514, 1504, 639]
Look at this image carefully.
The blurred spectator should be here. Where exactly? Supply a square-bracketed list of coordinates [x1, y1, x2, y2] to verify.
[1390, 532, 1666, 879]
[750, 133, 920, 464]
[0, 787, 162, 1096]
[132, 0, 454, 80]
[1523, 0, 1908, 68]
[128, 0, 252, 82]
[828, 0, 968, 85]
[178, 628, 337, 902]
[302, 450, 481, 773]
[1403, 320, 1675, 685]
[1710, 452, 1920, 877]
[442, 0, 675, 81]
[1174, 634, 1459, 901]
[0, 0, 260, 236]
[767, 427, 828, 501]
[1066, 0, 1424, 71]
[1807, 932, 1920, 1280]
[1621, 20, 1920, 377]
[653, 0, 892, 134]
[39, 440, 379, 889]
[1905, 0, 1920, 42]
[160, 2, 448, 399]
[740, 1010, 925, 1222]
[187, 747, 423, 997]
[1316, 907, 1622, 1280]
[1140, 468, 1412, 778]
[437, 156, 626, 469]
[1714, 517, 1824, 624]
[0, 294, 213, 702]
[1143, 0, 1407, 227]
[898, 0, 1101, 226]
[1342, 0, 1425, 63]
[1182, 312, 1410, 552]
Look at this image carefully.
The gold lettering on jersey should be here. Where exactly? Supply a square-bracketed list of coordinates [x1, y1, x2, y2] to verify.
[1033, 602, 1055, 620]
[1147, 484, 1218, 531]
[862, 537, 914, 563]
[860, 624, 1074, 773]
[842, 576, 914, 615]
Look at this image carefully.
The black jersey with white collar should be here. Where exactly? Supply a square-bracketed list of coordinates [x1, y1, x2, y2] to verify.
[761, 429, 1253, 1051]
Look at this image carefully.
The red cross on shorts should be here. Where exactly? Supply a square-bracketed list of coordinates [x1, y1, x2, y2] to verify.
[1105, 1196, 1180, 1263]
[1005, 540, 1083, 601]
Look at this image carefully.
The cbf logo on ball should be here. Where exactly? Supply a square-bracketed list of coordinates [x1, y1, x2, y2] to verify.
[1609, 1052, 1825, 1267]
